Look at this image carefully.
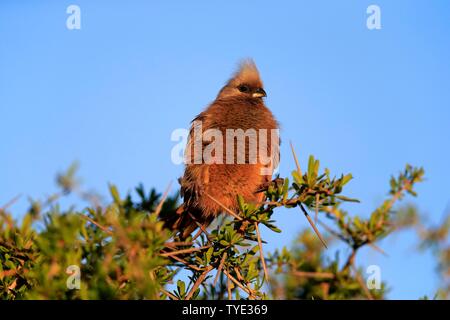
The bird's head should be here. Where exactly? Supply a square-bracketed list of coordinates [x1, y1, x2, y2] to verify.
[217, 59, 266, 100]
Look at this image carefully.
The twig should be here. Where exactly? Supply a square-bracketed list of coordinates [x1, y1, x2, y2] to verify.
[0, 211, 14, 230]
[0, 269, 24, 277]
[164, 241, 193, 248]
[191, 228, 203, 242]
[292, 271, 335, 279]
[154, 181, 173, 216]
[185, 266, 213, 300]
[0, 194, 22, 230]
[368, 243, 388, 256]
[321, 282, 330, 300]
[188, 212, 212, 244]
[160, 288, 179, 300]
[342, 249, 357, 272]
[299, 204, 328, 249]
[162, 251, 203, 271]
[227, 268, 233, 300]
[254, 222, 269, 282]
[213, 252, 227, 285]
[1, 194, 22, 211]
[234, 267, 245, 282]
[223, 269, 255, 298]
[80, 214, 113, 235]
[385, 183, 410, 212]
[205, 193, 243, 221]
[160, 245, 211, 257]
[315, 193, 319, 224]
[351, 264, 374, 300]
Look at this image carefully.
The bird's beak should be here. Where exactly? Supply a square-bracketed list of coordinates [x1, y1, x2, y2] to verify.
[252, 88, 267, 98]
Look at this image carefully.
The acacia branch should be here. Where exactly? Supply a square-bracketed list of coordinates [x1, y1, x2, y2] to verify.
[160, 245, 211, 257]
[185, 266, 213, 300]
[222, 269, 256, 299]
[213, 252, 227, 286]
[255, 222, 269, 282]
[292, 271, 335, 279]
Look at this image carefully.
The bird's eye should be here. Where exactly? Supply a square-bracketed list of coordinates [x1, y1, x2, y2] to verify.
[238, 85, 249, 93]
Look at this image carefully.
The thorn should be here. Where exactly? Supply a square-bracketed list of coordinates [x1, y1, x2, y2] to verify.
[299, 204, 328, 249]
[188, 212, 212, 244]
[350, 264, 374, 300]
[255, 222, 270, 282]
[213, 252, 228, 286]
[315, 193, 319, 224]
[1, 194, 22, 211]
[290, 141, 302, 176]
[80, 214, 113, 235]
[227, 268, 233, 300]
[205, 193, 243, 221]
[160, 288, 179, 300]
[160, 245, 211, 257]
[185, 266, 213, 300]
[368, 243, 388, 257]
[154, 181, 173, 216]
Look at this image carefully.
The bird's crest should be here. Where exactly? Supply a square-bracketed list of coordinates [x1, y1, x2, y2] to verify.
[229, 59, 263, 87]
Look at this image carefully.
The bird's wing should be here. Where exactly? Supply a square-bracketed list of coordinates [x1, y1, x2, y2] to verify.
[184, 112, 208, 166]
[180, 112, 211, 205]
[271, 132, 281, 174]
[260, 128, 280, 178]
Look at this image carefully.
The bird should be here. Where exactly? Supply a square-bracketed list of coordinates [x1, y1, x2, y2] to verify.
[161, 60, 280, 239]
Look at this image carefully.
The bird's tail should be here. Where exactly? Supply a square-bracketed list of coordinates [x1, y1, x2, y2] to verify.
[160, 204, 207, 240]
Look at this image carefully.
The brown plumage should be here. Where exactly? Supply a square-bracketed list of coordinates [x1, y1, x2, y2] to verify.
[162, 60, 279, 239]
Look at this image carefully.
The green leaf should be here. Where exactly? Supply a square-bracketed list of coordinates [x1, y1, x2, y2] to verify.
[242, 246, 259, 265]
[177, 280, 186, 296]
[292, 170, 304, 185]
[263, 222, 282, 233]
[314, 159, 320, 175]
[237, 194, 245, 212]
[282, 177, 290, 201]
[205, 247, 214, 264]
[307, 155, 315, 184]
[335, 195, 360, 203]
[341, 174, 353, 186]
[109, 184, 121, 204]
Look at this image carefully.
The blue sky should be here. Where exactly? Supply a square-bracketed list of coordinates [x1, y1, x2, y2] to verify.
[1, 1, 449, 299]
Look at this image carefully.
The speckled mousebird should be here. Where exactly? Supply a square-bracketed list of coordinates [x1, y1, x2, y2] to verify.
[162, 60, 280, 239]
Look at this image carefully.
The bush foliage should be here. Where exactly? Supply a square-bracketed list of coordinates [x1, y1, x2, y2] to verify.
[1, 149, 448, 300]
